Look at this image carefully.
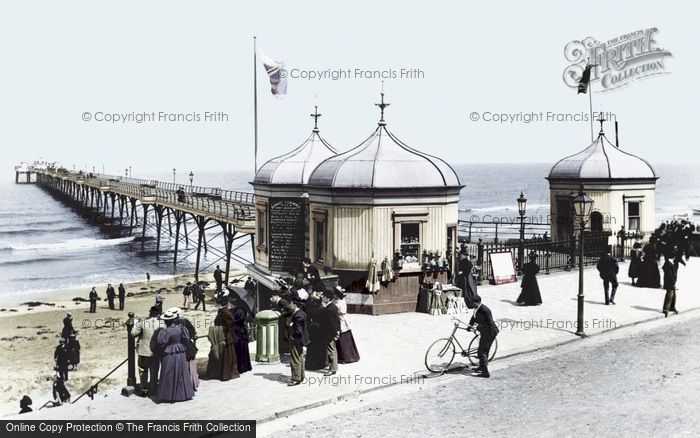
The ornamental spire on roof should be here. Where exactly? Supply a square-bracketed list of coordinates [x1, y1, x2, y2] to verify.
[375, 90, 390, 126]
[311, 105, 321, 132]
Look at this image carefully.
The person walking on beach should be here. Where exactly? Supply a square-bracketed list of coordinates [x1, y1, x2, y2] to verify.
[517, 252, 542, 306]
[146, 272, 151, 283]
[67, 333, 81, 370]
[182, 282, 192, 309]
[131, 306, 162, 396]
[287, 302, 310, 386]
[89, 287, 98, 313]
[155, 290, 164, 314]
[662, 254, 679, 317]
[156, 310, 195, 402]
[61, 313, 76, 339]
[467, 295, 499, 378]
[106, 283, 116, 310]
[193, 282, 206, 311]
[214, 265, 224, 292]
[52, 375, 70, 406]
[596, 250, 619, 305]
[54, 338, 71, 381]
[118, 283, 126, 311]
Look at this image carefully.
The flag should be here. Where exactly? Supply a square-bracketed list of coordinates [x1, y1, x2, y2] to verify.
[258, 48, 287, 96]
[577, 64, 592, 94]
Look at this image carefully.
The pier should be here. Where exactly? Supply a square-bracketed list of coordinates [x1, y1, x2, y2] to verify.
[21, 163, 256, 283]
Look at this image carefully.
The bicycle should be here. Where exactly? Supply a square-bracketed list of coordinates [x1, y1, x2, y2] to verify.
[425, 317, 498, 374]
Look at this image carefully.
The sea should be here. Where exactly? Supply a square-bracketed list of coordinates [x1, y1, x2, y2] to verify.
[1, 163, 698, 301]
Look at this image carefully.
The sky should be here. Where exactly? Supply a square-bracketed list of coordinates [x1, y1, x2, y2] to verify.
[1, 0, 698, 179]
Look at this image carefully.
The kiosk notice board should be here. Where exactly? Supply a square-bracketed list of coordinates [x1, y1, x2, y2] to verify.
[269, 198, 306, 272]
[488, 251, 517, 285]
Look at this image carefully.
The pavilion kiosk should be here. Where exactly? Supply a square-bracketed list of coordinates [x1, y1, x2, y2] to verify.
[547, 121, 658, 242]
[306, 95, 464, 315]
[248, 108, 339, 310]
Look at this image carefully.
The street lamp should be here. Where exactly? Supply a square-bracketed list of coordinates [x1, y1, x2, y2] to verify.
[129, 166, 132, 178]
[189, 171, 194, 188]
[517, 191, 527, 274]
[572, 190, 594, 337]
[124, 168, 128, 178]
[172, 167, 176, 185]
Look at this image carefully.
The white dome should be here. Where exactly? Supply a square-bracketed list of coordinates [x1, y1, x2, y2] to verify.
[308, 125, 461, 189]
[254, 129, 338, 185]
[548, 132, 657, 181]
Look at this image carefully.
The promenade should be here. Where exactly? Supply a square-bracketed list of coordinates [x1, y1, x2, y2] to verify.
[8, 257, 699, 422]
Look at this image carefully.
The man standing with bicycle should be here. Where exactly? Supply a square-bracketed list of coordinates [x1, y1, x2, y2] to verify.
[468, 296, 499, 378]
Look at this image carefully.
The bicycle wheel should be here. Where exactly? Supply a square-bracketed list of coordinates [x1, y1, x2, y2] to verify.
[425, 337, 456, 374]
[466, 334, 498, 366]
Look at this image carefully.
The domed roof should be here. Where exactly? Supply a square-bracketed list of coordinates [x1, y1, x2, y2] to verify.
[253, 107, 338, 185]
[547, 126, 657, 181]
[308, 94, 461, 189]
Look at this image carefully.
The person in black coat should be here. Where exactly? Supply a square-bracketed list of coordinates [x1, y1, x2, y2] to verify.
[118, 283, 126, 310]
[596, 251, 619, 305]
[67, 333, 81, 369]
[18, 395, 32, 414]
[214, 266, 224, 292]
[233, 307, 252, 374]
[88, 287, 98, 313]
[662, 255, 678, 317]
[517, 253, 542, 305]
[302, 258, 322, 292]
[193, 282, 206, 311]
[467, 296, 499, 378]
[52, 375, 70, 405]
[321, 290, 341, 376]
[304, 292, 327, 371]
[61, 313, 76, 339]
[455, 244, 478, 305]
[628, 241, 643, 285]
[637, 237, 661, 288]
[54, 338, 71, 381]
[106, 284, 116, 310]
[288, 303, 311, 386]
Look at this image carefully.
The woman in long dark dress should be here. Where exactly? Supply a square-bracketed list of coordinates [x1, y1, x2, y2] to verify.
[334, 287, 360, 363]
[220, 307, 240, 381]
[517, 253, 542, 305]
[156, 311, 194, 402]
[638, 238, 661, 288]
[233, 307, 252, 374]
[628, 241, 643, 286]
[205, 325, 225, 380]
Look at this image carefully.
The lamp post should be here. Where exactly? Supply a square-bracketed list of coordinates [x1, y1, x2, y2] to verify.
[517, 191, 527, 274]
[129, 166, 132, 178]
[189, 171, 194, 189]
[172, 167, 176, 185]
[124, 168, 128, 178]
[572, 191, 594, 337]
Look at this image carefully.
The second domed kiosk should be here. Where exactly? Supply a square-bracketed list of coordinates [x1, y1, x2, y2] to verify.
[547, 120, 658, 240]
[307, 94, 464, 314]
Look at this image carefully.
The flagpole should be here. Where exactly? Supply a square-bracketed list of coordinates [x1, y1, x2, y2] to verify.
[253, 36, 258, 175]
[587, 59, 594, 142]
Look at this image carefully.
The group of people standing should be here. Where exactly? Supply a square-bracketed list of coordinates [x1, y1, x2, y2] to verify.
[88, 283, 127, 313]
[48, 314, 81, 408]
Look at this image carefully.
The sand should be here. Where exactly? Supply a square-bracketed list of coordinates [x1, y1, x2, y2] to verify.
[0, 270, 247, 416]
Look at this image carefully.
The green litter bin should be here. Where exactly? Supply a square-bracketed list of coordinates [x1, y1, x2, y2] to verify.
[255, 309, 281, 363]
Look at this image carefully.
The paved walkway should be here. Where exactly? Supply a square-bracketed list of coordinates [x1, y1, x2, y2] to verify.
[9, 258, 699, 421]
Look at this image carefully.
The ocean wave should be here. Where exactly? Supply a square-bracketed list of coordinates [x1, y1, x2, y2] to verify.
[0, 226, 85, 237]
[0, 236, 135, 253]
[0, 257, 63, 266]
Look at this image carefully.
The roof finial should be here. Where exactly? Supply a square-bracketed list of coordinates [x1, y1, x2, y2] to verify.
[311, 105, 321, 132]
[598, 114, 606, 136]
[375, 84, 390, 126]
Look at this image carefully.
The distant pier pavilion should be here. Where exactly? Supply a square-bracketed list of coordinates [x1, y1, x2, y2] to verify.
[547, 120, 658, 240]
[249, 95, 464, 314]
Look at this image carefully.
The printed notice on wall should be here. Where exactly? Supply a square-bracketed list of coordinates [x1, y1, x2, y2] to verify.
[269, 198, 306, 272]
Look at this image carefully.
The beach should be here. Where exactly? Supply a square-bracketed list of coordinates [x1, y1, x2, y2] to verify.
[0, 270, 246, 416]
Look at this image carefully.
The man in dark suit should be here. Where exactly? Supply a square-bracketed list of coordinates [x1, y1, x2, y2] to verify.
[662, 254, 678, 317]
[193, 282, 206, 311]
[321, 290, 341, 376]
[106, 284, 116, 310]
[302, 258, 322, 292]
[596, 250, 619, 305]
[287, 302, 311, 386]
[467, 296, 499, 378]
[118, 283, 126, 311]
[89, 287, 98, 313]
[214, 266, 224, 292]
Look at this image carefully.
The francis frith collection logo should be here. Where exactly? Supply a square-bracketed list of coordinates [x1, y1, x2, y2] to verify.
[563, 27, 672, 93]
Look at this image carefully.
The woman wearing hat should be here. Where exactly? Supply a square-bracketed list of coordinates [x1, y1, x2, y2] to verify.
[156, 310, 195, 402]
[333, 287, 360, 364]
[517, 252, 542, 306]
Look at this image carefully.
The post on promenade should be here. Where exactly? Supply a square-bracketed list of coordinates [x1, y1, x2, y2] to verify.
[517, 192, 527, 274]
[122, 312, 136, 396]
[572, 191, 594, 338]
